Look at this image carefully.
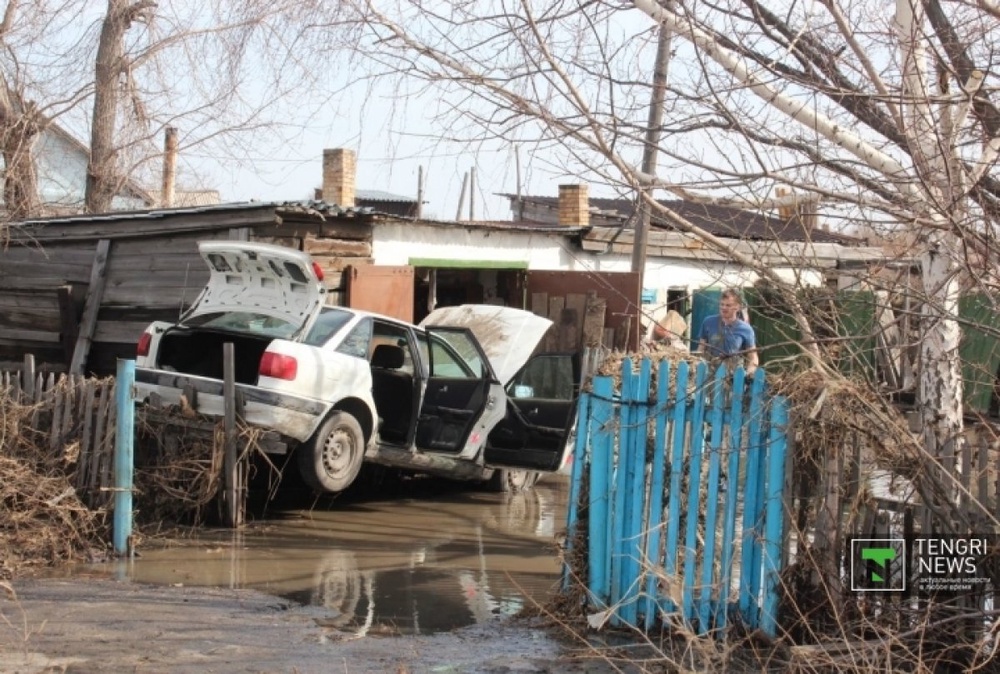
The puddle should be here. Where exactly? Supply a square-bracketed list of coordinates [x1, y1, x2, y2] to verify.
[78, 478, 569, 636]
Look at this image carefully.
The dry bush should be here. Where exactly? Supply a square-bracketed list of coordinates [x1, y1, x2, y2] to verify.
[0, 388, 108, 579]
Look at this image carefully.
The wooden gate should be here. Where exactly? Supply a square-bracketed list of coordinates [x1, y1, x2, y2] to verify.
[565, 358, 790, 637]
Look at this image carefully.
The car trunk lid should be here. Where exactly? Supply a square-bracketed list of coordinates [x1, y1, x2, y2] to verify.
[181, 241, 326, 334]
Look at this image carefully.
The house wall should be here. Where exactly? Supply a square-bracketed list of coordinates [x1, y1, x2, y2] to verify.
[31, 130, 148, 211]
[372, 221, 824, 289]
[372, 222, 575, 269]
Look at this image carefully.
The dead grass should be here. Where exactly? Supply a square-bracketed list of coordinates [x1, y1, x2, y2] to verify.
[0, 389, 108, 579]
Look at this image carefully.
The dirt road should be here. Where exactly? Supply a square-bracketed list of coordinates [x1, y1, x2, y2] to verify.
[1, 577, 628, 674]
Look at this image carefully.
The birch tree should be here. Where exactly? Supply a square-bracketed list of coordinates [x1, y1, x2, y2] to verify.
[343, 0, 1000, 503]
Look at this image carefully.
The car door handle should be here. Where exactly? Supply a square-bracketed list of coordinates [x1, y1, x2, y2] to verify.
[528, 407, 539, 416]
[439, 385, 448, 393]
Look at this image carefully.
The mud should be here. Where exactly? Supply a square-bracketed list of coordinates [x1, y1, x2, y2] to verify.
[0, 478, 639, 673]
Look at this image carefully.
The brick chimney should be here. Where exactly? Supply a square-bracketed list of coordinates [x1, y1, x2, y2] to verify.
[322, 148, 356, 207]
[558, 184, 589, 227]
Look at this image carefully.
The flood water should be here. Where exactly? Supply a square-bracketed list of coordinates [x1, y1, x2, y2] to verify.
[80, 477, 570, 636]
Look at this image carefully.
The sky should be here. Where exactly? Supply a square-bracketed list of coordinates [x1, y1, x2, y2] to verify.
[179, 79, 579, 222]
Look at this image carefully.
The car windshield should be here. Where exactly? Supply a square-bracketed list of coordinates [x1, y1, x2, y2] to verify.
[182, 311, 299, 339]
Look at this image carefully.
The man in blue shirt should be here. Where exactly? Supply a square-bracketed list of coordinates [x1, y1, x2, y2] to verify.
[697, 288, 758, 375]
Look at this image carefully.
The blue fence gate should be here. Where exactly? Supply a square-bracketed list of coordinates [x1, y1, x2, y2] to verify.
[565, 358, 790, 637]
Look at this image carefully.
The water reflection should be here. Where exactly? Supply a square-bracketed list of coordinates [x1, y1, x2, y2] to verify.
[88, 479, 569, 636]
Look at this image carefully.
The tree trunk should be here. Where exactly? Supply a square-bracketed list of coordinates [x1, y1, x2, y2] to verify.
[86, 0, 134, 214]
[918, 236, 965, 485]
[0, 91, 41, 220]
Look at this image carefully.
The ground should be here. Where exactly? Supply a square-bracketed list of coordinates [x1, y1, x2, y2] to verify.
[0, 578, 636, 674]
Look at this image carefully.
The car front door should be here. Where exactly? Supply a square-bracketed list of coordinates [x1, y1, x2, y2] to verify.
[414, 327, 504, 456]
[485, 352, 579, 472]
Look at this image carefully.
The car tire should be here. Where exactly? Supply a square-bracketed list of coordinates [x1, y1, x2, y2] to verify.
[483, 468, 539, 493]
[299, 411, 365, 494]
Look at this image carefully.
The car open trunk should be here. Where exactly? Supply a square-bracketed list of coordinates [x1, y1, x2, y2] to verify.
[156, 327, 271, 385]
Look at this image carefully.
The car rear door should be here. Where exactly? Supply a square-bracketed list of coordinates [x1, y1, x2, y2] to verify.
[414, 327, 504, 456]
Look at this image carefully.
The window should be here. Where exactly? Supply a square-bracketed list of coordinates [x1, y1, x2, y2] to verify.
[182, 311, 297, 339]
[302, 308, 354, 346]
[506, 354, 575, 400]
[420, 331, 478, 378]
[370, 321, 416, 374]
[336, 317, 373, 359]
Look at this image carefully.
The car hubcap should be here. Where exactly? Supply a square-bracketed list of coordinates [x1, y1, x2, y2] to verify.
[321, 426, 355, 478]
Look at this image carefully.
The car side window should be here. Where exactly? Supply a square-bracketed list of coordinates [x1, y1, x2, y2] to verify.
[370, 321, 416, 375]
[336, 317, 372, 359]
[302, 307, 354, 346]
[424, 331, 477, 378]
[507, 354, 575, 400]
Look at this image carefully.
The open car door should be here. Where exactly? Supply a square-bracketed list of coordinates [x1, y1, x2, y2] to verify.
[485, 352, 579, 472]
[415, 327, 505, 456]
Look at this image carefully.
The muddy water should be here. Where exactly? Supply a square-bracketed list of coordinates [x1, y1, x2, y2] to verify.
[86, 478, 569, 637]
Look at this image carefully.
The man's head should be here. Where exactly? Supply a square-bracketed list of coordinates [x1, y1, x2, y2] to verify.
[719, 288, 744, 324]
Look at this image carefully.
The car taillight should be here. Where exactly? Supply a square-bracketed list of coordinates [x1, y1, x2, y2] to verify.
[137, 332, 152, 357]
[311, 261, 324, 281]
[259, 352, 298, 380]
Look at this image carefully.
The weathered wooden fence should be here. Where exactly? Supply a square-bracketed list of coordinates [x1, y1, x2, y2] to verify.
[566, 358, 790, 637]
[1, 355, 117, 509]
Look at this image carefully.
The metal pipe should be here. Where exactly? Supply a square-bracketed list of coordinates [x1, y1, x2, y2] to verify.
[113, 358, 135, 556]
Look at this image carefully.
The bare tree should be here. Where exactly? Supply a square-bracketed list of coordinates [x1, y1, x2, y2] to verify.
[342, 0, 1000, 515]
[0, 1, 354, 218]
[86, 0, 155, 213]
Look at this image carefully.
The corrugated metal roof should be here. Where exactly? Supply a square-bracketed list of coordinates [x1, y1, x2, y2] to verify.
[503, 194, 861, 245]
[15, 200, 375, 226]
[357, 189, 417, 203]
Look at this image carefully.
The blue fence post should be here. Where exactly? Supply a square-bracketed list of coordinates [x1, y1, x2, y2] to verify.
[644, 360, 671, 630]
[699, 364, 728, 631]
[589, 376, 615, 607]
[738, 368, 768, 627]
[610, 359, 635, 624]
[717, 365, 747, 630]
[760, 396, 790, 637]
[664, 361, 689, 615]
[564, 392, 591, 589]
[682, 362, 708, 629]
[620, 358, 651, 627]
[113, 358, 136, 557]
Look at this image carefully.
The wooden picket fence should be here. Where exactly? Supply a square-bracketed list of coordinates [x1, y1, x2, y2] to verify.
[1, 355, 117, 509]
[565, 358, 790, 637]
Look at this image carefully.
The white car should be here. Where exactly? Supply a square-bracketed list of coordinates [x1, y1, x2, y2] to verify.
[134, 241, 578, 494]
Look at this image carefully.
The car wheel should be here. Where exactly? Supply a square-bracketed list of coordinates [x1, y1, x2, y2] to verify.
[299, 411, 365, 494]
[483, 468, 539, 493]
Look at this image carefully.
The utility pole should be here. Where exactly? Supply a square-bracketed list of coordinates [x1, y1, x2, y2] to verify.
[416, 166, 424, 218]
[631, 15, 674, 282]
[456, 172, 468, 221]
[161, 126, 178, 207]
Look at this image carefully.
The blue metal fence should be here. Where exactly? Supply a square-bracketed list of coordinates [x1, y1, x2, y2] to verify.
[565, 358, 790, 637]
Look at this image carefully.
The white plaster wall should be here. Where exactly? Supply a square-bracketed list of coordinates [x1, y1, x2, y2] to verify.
[373, 222, 825, 292]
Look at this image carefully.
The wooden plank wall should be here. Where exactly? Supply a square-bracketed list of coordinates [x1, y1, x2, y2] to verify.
[256, 222, 373, 307]
[0, 214, 376, 375]
[530, 290, 614, 353]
